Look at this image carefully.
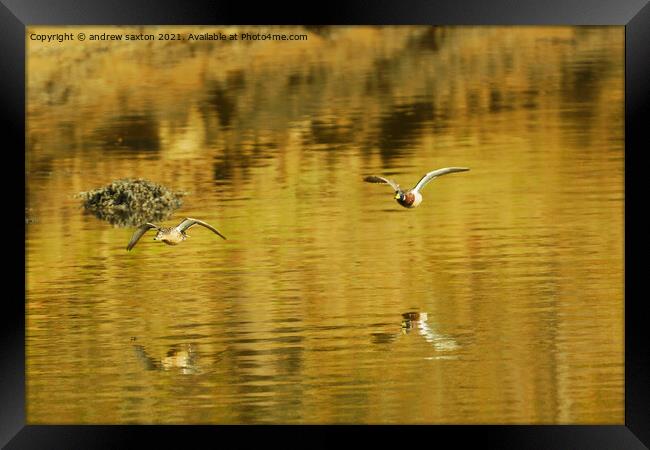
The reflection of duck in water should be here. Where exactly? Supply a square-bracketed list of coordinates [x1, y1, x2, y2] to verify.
[401, 311, 459, 352]
[364, 167, 469, 209]
[126, 217, 226, 251]
[371, 311, 459, 352]
[131, 339, 200, 374]
[401, 311, 428, 325]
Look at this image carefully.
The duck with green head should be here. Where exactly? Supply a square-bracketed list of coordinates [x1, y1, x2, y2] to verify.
[364, 167, 470, 208]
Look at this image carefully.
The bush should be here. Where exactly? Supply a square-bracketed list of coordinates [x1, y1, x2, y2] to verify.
[78, 178, 184, 227]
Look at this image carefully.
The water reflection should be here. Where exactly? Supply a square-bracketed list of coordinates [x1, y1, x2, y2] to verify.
[376, 101, 435, 162]
[25, 207, 37, 225]
[401, 312, 460, 353]
[95, 113, 161, 151]
[407, 26, 448, 52]
[131, 338, 218, 375]
[370, 312, 460, 357]
[205, 81, 238, 128]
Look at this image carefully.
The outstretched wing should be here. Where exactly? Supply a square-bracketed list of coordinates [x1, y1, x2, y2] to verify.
[178, 218, 227, 240]
[412, 167, 470, 193]
[126, 223, 158, 251]
[363, 175, 401, 192]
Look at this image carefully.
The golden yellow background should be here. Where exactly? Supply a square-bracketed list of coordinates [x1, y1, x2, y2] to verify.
[26, 26, 623, 424]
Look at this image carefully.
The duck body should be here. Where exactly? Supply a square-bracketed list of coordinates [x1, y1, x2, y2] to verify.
[154, 227, 187, 246]
[395, 191, 423, 208]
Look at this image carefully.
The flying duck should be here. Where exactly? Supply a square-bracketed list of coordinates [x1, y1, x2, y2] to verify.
[126, 217, 226, 251]
[363, 167, 469, 208]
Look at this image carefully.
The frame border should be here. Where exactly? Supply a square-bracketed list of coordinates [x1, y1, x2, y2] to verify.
[6, 0, 648, 448]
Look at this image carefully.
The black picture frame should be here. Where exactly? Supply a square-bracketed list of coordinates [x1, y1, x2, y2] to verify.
[5, 0, 648, 448]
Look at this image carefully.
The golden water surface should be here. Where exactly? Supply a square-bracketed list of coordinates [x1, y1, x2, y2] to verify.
[26, 26, 624, 424]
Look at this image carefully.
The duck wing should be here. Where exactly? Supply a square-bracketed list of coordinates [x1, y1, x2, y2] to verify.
[363, 175, 401, 192]
[412, 167, 470, 193]
[126, 223, 159, 251]
[177, 218, 227, 240]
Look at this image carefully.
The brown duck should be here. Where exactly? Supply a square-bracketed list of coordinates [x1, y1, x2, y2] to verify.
[364, 167, 469, 208]
[126, 217, 226, 251]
